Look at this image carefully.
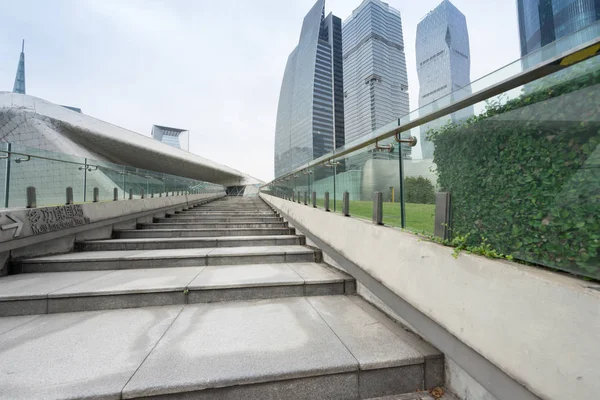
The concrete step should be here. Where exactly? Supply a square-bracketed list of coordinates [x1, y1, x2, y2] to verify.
[140, 221, 289, 229]
[193, 208, 273, 213]
[77, 235, 304, 251]
[0, 295, 443, 399]
[157, 216, 283, 223]
[0, 263, 353, 316]
[16, 246, 320, 273]
[194, 205, 272, 209]
[175, 211, 277, 216]
[114, 227, 297, 238]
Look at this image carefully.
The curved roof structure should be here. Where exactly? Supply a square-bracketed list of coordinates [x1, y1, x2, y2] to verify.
[0, 92, 261, 186]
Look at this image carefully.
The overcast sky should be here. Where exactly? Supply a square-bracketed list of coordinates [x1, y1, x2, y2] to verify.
[0, 0, 520, 182]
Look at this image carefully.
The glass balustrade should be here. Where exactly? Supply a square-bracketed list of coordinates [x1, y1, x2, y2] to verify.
[0, 144, 225, 208]
[262, 29, 600, 280]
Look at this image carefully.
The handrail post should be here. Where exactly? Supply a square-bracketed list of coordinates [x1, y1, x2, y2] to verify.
[297, 191, 301, 204]
[4, 143, 11, 208]
[26, 186, 36, 208]
[303, 192, 307, 205]
[82, 158, 88, 202]
[113, 188, 118, 201]
[343, 191, 350, 217]
[324, 192, 330, 212]
[141, 189, 145, 199]
[435, 192, 452, 240]
[373, 191, 383, 225]
[93, 187, 99, 202]
[66, 187, 73, 205]
[129, 188, 133, 200]
[312, 191, 316, 208]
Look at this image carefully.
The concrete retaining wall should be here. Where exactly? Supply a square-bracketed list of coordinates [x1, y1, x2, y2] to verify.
[261, 193, 600, 400]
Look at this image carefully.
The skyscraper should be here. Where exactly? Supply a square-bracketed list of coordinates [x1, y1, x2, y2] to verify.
[274, 0, 344, 178]
[416, 0, 471, 159]
[13, 40, 26, 94]
[517, 0, 600, 56]
[342, 0, 409, 145]
[151, 125, 189, 151]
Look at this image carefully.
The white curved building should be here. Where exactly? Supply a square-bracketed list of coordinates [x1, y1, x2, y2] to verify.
[0, 92, 260, 188]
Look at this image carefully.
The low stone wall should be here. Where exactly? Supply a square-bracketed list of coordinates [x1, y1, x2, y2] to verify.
[0, 192, 225, 273]
[261, 193, 600, 400]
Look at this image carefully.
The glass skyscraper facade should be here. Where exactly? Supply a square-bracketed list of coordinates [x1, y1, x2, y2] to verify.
[518, 0, 600, 56]
[274, 0, 344, 178]
[342, 0, 409, 145]
[416, 0, 472, 159]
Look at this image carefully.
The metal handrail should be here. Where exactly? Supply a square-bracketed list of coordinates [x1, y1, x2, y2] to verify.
[266, 33, 600, 186]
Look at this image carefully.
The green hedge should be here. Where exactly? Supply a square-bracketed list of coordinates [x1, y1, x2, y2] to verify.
[405, 176, 435, 204]
[429, 59, 600, 279]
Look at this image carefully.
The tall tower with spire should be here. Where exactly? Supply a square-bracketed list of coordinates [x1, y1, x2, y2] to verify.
[13, 40, 26, 94]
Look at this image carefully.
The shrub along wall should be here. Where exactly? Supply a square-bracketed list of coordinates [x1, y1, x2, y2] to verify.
[404, 176, 436, 204]
[429, 59, 600, 279]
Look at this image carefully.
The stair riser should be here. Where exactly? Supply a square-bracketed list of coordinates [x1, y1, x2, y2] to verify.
[78, 237, 303, 251]
[0, 283, 344, 317]
[121, 367, 426, 400]
[193, 209, 273, 213]
[141, 223, 288, 229]
[197, 204, 271, 211]
[18, 253, 317, 272]
[177, 212, 276, 216]
[158, 217, 282, 223]
[114, 228, 296, 238]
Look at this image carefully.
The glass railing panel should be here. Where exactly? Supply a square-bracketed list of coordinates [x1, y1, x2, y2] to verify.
[7, 144, 86, 207]
[368, 137, 402, 228]
[83, 158, 126, 202]
[429, 55, 599, 279]
[312, 163, 333, 210]
[403, 125, 436, 235]
[334, 145, 375, 219]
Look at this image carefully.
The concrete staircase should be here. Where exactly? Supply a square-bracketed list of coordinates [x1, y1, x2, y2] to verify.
[0, 196, 444, 400]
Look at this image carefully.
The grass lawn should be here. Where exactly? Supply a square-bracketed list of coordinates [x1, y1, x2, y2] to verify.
[313, 198, 435, 235]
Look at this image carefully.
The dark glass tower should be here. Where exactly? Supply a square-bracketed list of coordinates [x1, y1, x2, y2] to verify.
[274, 0, 344, 178]
[517, 0, 600, 56]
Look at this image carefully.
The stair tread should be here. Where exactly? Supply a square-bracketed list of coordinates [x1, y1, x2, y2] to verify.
[80, 235, 299, 244]
[21, 245, 314, 263]
[114, 228, 289, 232]
[0, 296, 430, 399]
[0, 263, 343, 300]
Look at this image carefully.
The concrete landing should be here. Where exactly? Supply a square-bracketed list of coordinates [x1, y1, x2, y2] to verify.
[0, 296, 441, 399]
